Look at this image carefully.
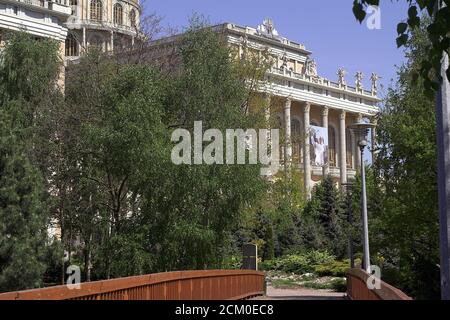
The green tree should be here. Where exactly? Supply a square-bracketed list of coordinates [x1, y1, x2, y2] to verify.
[0, 33, 61, 291]
[373, 19, 440, 299]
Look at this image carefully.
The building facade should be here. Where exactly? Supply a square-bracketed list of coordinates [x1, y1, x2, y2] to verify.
[0, 0, 71, 46]
[64, 0, 140, 60]
[222, 19, 380, 196]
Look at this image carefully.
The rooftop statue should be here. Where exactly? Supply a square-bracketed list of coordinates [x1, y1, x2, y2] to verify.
[355, 71, 364, 91]
[257, 18, 280, 38]
[305, 58, 318, 77]
[370, 72, 381, 95]
[337, 67, 347, 86]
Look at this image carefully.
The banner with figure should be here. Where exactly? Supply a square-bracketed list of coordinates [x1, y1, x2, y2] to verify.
[310, 126, 328, 166]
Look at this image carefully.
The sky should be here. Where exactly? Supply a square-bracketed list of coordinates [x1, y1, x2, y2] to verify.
[143, 0, 410, 97]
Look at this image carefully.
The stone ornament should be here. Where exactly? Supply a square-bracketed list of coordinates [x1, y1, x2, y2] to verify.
[355, 71, 364, 91]
[370, 72, 381, 95]
[337, 67, 346, 86]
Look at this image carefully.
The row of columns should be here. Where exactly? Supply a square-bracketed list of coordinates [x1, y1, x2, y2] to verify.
[278, 97, 366, 198]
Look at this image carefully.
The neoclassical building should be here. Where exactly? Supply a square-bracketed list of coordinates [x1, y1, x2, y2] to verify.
[222, 19, 380, 196]
[0, 0, 71, 47]
[64, 0, 140, 60]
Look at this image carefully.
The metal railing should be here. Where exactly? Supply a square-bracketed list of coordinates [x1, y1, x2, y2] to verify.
[346, 268, 412, 300]
[0, 270, 265, 300]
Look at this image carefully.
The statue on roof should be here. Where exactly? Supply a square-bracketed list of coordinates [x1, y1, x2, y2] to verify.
[355, 71, 364, 91]
[305, 58, 318, 77]
[257, 18, 280, 37]
[337, 67, 346, 86]
[370, 72, 381, 95]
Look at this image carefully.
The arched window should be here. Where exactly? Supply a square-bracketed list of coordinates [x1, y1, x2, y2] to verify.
[346, 129, 353, 168]
[291, 118, 302, 164]
[90, 0, 102, 21]
[65, 33, 79, 57]
[113, 3, 123, 25]
[129, 9, 136, 27]
[328, 126, 337, 167]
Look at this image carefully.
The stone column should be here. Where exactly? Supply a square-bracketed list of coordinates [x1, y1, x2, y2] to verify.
[355, 113, 363, 170]
[265, 95, 271, 126]
[339, 110, 347, 185]
[303, 102, 311, 198]
[82, 27, 86, 51]
[322, 106, 329, 176]
[110, 31, 114, 53]
[371, 117, 378, 163]
[284, 98, 292, 166]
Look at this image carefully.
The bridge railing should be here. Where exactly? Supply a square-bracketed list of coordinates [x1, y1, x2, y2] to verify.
[0, 270, 265, 300]
[346, 268, 412, 300]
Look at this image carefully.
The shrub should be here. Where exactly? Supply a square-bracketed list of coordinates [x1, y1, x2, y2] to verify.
[314, 260, 351, 277]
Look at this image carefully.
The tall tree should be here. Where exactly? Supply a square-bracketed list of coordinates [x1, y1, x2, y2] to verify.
[373, 19, 440, 299]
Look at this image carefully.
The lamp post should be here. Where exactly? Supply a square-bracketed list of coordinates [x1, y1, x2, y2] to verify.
[350, 120, 376, 274]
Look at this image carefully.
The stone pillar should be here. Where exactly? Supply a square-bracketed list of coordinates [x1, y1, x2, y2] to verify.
[339, 110, 347, 185]
[371, 117, 378, 163]
[110, 31, 114, 53]
[303, 102, 311, 198]
[265, 95, 271, 126]
[355, 113, 363, 170]
[322, 106, 329, 176]
[284, 98, 292, 166]
[82, 27, 86, 51]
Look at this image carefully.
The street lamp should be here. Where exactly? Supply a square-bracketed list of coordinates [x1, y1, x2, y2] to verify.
[349, 120, 376, 274]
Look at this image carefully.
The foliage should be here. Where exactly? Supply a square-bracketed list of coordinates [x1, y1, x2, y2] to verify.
[261, 250, 336, 274]
[0, 32, 61, 291]
[301, 176, 348, 258]
[352, 0, 449, 93]
[372, 20, 440, 299]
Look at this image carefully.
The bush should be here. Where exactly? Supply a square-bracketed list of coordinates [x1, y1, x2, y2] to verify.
[264, 250, 336, 274]
[314, 260, 352, 277]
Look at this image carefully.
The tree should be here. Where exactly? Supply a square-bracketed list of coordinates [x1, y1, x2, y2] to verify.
[352, 0, 450, 92]
[301, 176, 348, 258]
[373, 19, 440, 299]
[0, 33, 61, 291]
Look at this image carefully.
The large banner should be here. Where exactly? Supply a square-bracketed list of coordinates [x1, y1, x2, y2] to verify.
[310, 126, 328, 166]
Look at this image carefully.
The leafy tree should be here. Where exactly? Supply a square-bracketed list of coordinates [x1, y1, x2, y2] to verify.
[373, 19, 440, 299]
[0, 33, 61, 291]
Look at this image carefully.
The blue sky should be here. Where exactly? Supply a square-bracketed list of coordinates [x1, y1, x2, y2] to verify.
[144, 0, 410, 97]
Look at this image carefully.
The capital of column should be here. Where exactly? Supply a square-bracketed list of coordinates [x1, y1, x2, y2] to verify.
[357, 113, 363, 122]
[304, 102, 311, 113]
[321, 106, 329, 117]
[284, 98, 291, 109]
[340, 110, 346, 120]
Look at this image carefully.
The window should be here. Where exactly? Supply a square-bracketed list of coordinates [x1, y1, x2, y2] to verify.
[346, 129, 353, 168]
[291, 119, 302, 164]
[129, 9, 136, 27]
[328, 127, 336, 167]
[113, 3, 123, 25]
[90, 0, 102, 21]
[65, 33, 79, 57]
